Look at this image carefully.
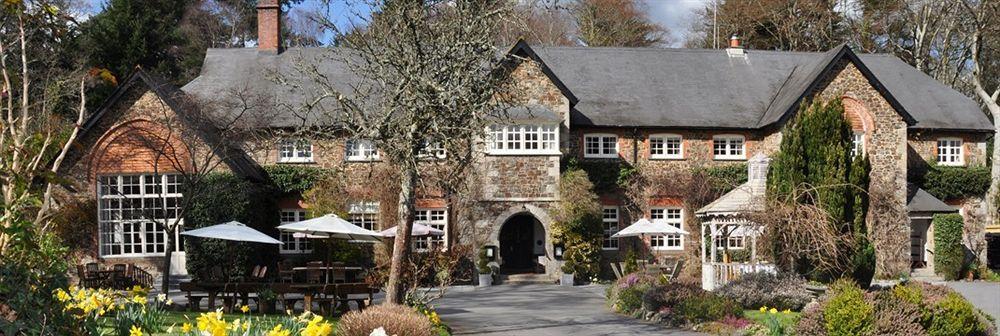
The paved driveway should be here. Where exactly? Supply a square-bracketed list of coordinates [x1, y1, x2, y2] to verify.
[945, 281, 1000, 326]
[434, 284, 701, 335]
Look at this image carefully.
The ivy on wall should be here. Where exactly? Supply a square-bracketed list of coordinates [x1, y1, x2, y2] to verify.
[184, 173, 280, 281]
[696, 163, 748, 195]
[563, 157, 634, 194]
[263, 165, 332, 194]
[933, 213, 964, 280]
[915, 165, 990, 201]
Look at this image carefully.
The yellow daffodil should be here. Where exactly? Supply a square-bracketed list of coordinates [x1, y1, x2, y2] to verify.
[240, 305, 250, 313]
[129, 325, 143, 336]
[165, 299, 173, 305]
[268, 324, 292, 336]
[783, 309, 791, 314]
[157, 293, 167, 302]
[55, 289, 71, 302]
[769, 307, 778, 314]
[181, 322, 192, 333]
[759, 306, 767, 313]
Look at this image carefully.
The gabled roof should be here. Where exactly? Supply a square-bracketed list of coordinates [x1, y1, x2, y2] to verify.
[68, 68, 266, 182]
[182, 43, 992, 132]
[907, 187, 957, 214]
[696, 181, 766, 216]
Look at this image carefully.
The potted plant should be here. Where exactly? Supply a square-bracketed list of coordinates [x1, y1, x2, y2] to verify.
[477, 249, 492, 287]
[560, 260, 575, 287]
[257, 288, 277, 314]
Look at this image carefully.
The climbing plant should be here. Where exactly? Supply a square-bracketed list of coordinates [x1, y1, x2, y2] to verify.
[551, 169, 604, 279]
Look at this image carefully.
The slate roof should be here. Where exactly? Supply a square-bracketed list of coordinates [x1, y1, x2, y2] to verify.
[182, 43, 993, 132]
[907, 187, 957, 214]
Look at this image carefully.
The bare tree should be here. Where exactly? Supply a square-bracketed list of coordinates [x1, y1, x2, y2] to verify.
[960, 0, 1000, 226]
[0, 0, 89, 254]
[497, 0, 575, 47]
[299, 0, 515, 304]
[686, 0, 843, 51]
[573, 0, 668, 47]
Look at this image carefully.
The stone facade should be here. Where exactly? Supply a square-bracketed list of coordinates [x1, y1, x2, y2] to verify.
[67, 49, 990, 282]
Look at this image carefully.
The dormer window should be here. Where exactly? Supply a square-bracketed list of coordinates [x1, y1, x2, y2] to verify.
[937, 138, 964, 166]
[649, 134, 683, 159]
[278, 139, 313, 163]
[584, 133, 618, 158]
[713, 135, 745, 160]
[346, 139, 379, 161]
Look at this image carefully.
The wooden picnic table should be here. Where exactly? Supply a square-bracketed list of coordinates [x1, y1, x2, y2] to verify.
[180, 281, 375, 313]
[292, 266, 364, 283]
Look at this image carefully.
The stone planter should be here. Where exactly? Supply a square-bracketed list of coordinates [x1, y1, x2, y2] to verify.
[257, 300, 276, 314]
[561, 273, 574, 286]
[478, 273, 492, 287]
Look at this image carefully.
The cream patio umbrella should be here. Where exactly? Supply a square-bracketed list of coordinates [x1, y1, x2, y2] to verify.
[612, 218, 691, 265]
[181, 221, 283, 245]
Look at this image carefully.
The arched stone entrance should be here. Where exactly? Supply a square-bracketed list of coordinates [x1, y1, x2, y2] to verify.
[498, 214, 545, 274]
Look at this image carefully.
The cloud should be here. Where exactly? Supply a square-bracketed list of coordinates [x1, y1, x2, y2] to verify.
[646, 0, 711, 47]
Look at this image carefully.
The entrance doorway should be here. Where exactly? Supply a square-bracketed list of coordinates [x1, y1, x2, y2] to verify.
[499, 214, 544, 274]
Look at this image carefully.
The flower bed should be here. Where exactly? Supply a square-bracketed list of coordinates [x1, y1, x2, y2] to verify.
[606, 271, 742, 327]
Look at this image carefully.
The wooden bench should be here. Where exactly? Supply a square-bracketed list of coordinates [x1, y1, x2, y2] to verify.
[178, 282, 209, 311]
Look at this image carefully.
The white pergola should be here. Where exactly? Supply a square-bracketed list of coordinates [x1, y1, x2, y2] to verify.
[695, 154, 776, 290]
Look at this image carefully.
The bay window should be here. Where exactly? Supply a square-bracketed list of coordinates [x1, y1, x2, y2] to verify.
[487, 124, 558, 154]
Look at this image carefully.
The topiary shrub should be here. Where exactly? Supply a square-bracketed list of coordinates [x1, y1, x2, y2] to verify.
[338, 304, 434, 336]
[933, 213, 965, 280]
[184, 173, 280, 281]
[716, 272, 812, 310]
[822, 279, 874, 336]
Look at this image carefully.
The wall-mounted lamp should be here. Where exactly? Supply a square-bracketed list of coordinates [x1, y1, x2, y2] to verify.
[484, 245, 497, 261]
[554, 243, 565, 260]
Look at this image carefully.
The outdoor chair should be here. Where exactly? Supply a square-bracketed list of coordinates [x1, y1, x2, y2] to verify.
[664, 259, 685, 282]
[277, 262, 295, 283]
[271, 283, 299, 312]
[254, 266, 268, 281]
[77, 264, 99, 288]
[84, 262, 109, 288]
[179, 282, 208, 311]
[111, 264, 128, 289]
[305, 261, 324, 284]
[334, 283, 375, 315]
[609, 263, 623, 280]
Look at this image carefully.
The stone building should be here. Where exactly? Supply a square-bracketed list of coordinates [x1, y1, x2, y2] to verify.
[62, 3, 993, 282]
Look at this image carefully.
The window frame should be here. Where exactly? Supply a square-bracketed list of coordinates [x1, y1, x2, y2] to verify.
[602, 206, 620, 250]
[851, 132, 866, 158]
[345, 139, 380, 162]
[712, 134, 746, 160]
[278, 139, 314, 163]
[486, 124, 560, 155]
[583, 133, 620, 159]
[649, 133, 684, 160]
[97, 174, 183, 257]
[936, 137, 964, 166]
[347, 201, 380, 231]
[279, 209, 312, 254]
[649, 207, 684, 251]
[412, 208, 448, 252]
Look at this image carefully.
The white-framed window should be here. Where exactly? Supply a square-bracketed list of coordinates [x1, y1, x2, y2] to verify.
[346, 139, 380, 161]
[712, 135, 746, 160]
[412, 208, 448, 251]
[487, 124, 559, 155]
[937, 138, 964, 166]
[279, 209, 312, 254]
[97, 174, 183, 257]
[278, 139, 314, 163]
[602, 207, 619, 250]
[419, 140, 447, 159]
[584, 133, 619, 158]
[649, 207, 683, 250]
[348, 201, 379, 231]
[851, 132, 866, 158]
[649, 134, 683, 159]
[715, 235, 745, 250]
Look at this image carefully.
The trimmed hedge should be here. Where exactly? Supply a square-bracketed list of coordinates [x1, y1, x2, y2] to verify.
[184, 173, 280, 281]
[921, 165, 990, 201]
[933, 213, 965, 281]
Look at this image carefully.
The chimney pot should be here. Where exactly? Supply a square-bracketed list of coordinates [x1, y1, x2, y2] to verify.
[729, 35, 741, 48]
[257, 0, 281, 53]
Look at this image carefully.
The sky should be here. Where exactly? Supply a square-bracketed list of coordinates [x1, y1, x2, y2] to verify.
[80, 0, 713, 47]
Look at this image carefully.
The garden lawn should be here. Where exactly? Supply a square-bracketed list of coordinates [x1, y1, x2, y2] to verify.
[743, 310, 800, 330]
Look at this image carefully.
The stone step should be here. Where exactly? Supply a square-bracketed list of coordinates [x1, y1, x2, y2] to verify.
[910, 268, 945, 284]
[500, 273, 555, 285]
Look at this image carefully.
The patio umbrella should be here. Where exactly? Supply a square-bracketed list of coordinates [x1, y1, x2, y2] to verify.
[276, 214, 383, 242]
[378, 223, 445, 237]
[180, 221, 282, 245]
[611, 218, 690, 238]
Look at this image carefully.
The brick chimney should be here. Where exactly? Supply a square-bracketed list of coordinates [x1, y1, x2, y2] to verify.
[726, 34, 746, 58]
[257, 0, 281, 53]
[729, 35, 741, 48]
